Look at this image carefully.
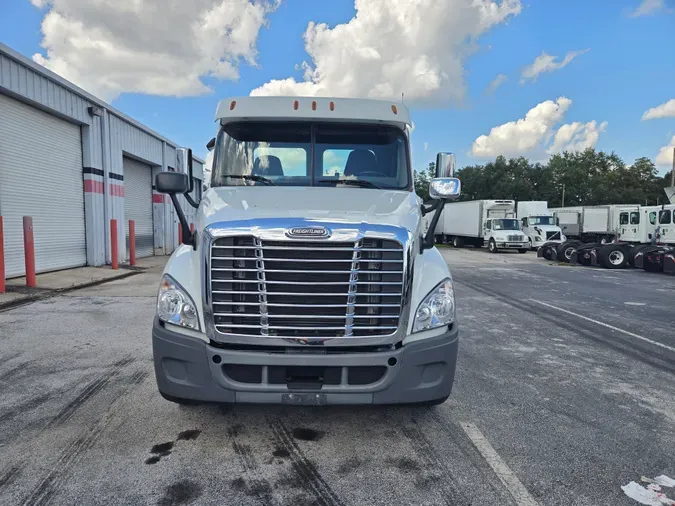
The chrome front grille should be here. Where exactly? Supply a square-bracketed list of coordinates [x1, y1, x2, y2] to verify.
[209, 237, 404, 339]
[507, 235, 522, 241]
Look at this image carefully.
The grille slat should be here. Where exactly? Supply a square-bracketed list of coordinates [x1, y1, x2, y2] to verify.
[210, 235, 404, 339]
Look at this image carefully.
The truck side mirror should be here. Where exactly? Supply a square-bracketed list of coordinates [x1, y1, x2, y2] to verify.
[435, 152, 456, 177]
[156, 172, 189, 194]
[206, 137, 216, 151]
[429, 177, 461, 200]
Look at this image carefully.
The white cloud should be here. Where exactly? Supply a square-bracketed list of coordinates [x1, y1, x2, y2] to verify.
[424, 142, 429, 152]
[520, 49, 589, 84]
[471, 97, 607, 158]
[546, 120, 608, 154]
[486, 73, 507, 94]
[31, 0, 278, 102]
[628, 0, 671, 17]
[250, 0, 522, 104]
[642, 99, 675, 120]
[656, 136, 675, 166]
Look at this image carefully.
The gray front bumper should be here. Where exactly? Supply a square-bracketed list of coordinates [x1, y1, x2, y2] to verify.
[152, 317, 459, 405]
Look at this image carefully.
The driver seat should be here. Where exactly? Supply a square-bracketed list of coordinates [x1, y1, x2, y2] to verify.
[253, 155, 284, 176]
[344, 149, 377, 177]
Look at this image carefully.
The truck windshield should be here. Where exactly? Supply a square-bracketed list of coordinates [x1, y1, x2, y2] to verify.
[528, 216, 555, 225]
[493, 219, 520, 231]
[211, 121, 410, 190]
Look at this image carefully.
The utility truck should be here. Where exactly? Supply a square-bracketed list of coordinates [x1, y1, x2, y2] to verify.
[151, 96, 462, 406]
[516, 201, 565, 250]
[429, 199, 530, 253]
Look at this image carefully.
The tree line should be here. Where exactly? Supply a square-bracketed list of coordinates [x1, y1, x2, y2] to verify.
[414, 148, 674, 207]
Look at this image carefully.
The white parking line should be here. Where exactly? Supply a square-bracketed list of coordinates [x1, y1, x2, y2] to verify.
[528, 299, 675, 353]
[461, 422, 540, 506]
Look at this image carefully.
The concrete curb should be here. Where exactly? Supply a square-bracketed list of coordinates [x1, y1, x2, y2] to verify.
[0, 269, 141, 312]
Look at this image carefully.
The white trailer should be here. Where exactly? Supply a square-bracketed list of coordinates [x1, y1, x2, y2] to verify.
[432, 199, 530, 253]
[516, 201, 565, 250]
[550, 205, 622, 243]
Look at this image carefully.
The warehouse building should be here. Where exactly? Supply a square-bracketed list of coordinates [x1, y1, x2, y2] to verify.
[0, 42, 204, 278]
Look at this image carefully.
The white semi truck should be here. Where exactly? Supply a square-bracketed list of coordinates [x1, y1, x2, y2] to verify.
[151, 96, 462, 406]
[428, 199, 530, 253]
[516, 201, 565, 250]
[539, 203, 675, 268]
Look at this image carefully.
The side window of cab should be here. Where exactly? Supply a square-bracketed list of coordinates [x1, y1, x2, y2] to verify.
[649, 212, 657, 225]
[486, 220, 492, 230]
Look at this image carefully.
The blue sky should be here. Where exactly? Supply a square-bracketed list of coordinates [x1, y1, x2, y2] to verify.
[1, 0, 674, 173]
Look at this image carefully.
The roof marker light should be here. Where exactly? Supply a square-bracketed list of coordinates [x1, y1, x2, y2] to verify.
[329, 101, 335, 111]
[293, 100, 299, 110]
[230, 100, 236, 110]
[391, 105, 398, 115]
[312, 101, 317, 111]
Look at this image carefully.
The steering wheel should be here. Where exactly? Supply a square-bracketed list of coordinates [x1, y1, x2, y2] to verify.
[357, 171, 388, 178]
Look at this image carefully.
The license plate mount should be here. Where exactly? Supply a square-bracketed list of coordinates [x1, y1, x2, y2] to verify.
[281, 393, 327, 406]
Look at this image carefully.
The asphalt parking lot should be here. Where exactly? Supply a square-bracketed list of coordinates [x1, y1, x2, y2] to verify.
[1, 249, 674, 506]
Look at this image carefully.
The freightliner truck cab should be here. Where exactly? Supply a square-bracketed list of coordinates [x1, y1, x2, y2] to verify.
[152, 96, 461, 406]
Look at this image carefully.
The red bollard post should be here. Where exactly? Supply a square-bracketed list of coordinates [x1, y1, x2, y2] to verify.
[110, 219, 119, 270]
[0, 216, 5, 294]
[178, 223, 183, 245]
[23, 216, 36, 287]
[129, 220, 136, 266]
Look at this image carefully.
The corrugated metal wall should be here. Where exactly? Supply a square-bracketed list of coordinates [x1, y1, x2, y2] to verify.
[0, 42, 199, 272]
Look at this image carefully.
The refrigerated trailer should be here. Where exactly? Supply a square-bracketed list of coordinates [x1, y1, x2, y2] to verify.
[429, 199, 530, 253]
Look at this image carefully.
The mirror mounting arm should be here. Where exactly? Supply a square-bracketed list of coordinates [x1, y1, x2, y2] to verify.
[169, 193, 196, 249]
[421, 199, 441, 216]
[421, 199, 446, 252]
[184, 193, 199, 209]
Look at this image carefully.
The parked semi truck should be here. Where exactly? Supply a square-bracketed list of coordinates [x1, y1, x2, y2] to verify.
[516, 201, 565, 250]
[429, 199, 530, 253]
[151, 96, 463, 406]
[539, 203, 675, 268]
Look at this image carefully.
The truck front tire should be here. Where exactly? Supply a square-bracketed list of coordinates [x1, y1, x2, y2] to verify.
[488, 239, 497, 253]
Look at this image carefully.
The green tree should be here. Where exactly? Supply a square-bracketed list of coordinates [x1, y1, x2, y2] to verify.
[414, 162, 435, 201]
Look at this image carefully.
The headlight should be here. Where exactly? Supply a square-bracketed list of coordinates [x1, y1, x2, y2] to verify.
[561, 234, 566, 241]
[412, 278, 455, 333]
[157, 274, 200, 330]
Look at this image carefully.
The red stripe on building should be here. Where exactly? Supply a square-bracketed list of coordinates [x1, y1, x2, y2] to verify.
[109, 183, 124, 197]
[84, 180, 104, 194]
[152, 194, 164, 204]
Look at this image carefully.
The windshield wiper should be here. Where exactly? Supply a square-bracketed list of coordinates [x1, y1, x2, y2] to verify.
[221, 174, 275, 186]
[317, 179, 381, 189]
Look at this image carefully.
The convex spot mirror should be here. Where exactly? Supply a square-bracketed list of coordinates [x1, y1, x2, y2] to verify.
[429, 177, 461, 200]
[431, 152, 460, 200]
[156, 172, 189, 194]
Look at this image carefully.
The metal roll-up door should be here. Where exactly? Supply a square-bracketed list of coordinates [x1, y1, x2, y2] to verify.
[123, 157, 154, 258]
[0, 93, 86, 278]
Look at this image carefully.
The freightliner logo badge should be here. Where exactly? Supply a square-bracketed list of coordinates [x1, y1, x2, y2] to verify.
[286, 226, 331, 239]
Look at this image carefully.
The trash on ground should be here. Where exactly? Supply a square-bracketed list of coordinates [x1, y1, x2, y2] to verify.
[655, 476, 675, 488]
[621, 481, 675, 506]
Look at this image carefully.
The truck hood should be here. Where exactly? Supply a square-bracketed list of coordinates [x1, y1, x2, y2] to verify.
[199, 186, 421, 232]
[531, 224, 560, 231]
